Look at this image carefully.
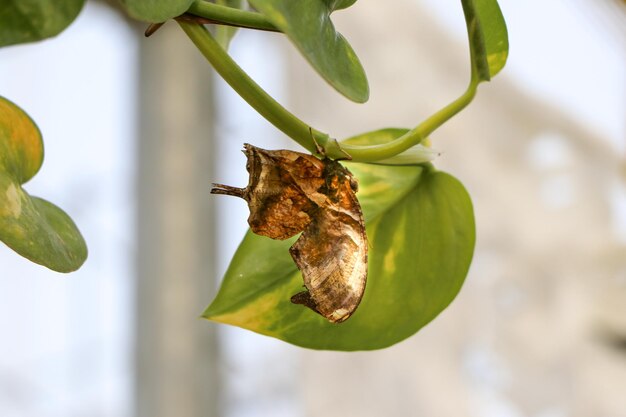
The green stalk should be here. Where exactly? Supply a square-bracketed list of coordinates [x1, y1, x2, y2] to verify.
[179, 19, 479, 163]
[178, 21, 326, 154]
[337, 81, 478, 162]
[334, 0, 487, 162]
[187, 1, 278, 32]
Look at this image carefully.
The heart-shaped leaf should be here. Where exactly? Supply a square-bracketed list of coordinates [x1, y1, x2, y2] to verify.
[461, 0, 509, 81]
[246, 0, 369, 103]
[0, 97, 87, 272]
[118, 0, 193, 23]
[205, 130, 475, 350]
[0, 0, 85, 47]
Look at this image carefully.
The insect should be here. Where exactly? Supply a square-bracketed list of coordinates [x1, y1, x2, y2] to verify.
[211, 144, 368, 323]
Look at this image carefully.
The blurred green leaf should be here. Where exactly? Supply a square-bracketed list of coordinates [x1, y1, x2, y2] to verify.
[215, 0, 244, 50]
[461, 0, 509, 81]
[247, 0, 369, 103]
[0, 0, 85, 47]
[0, 97, 87, 272]
[119, 0, 193, 23]
[205, 130, 475, 350]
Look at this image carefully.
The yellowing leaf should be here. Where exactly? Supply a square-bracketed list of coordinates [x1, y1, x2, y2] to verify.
[0, 97, 87, 272]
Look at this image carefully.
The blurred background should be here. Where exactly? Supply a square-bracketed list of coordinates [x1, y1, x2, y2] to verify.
[0, 0, 625, 416]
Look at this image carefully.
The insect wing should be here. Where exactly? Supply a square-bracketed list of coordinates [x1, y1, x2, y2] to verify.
[289, 206, 367, 323]
[241, 146, 326, 240]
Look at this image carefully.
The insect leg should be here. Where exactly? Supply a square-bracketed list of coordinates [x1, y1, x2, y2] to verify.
[210, 183, 246, 198]
[291, 291, 322, 315]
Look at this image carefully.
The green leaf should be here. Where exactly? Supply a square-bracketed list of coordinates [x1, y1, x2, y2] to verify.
[329, 0, 357, 10]
[0, 97, 87, 272]
[0, 0, 85, 47]
[118, 0, 193, 23]
[205, 130, 475, 350]
[247, 0, 369, 103]
[461, 0, 509, 81]
[215, 0, 245, 50]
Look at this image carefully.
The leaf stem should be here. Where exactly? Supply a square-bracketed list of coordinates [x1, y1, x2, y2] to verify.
[337, 81, 478, 162]
[179, 18, 479, 163]
[187, 1, 278, 32]
[178, 21, 327, 154]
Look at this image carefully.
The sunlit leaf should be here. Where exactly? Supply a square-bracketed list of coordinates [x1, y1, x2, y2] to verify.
[118, 0, 193, 23]
[247, 0, 369, 103]
[0, 97, 87, 272]
[205, 130, 475, 350]
[0, 0, 85, 47]
[461, 0, 509, 81]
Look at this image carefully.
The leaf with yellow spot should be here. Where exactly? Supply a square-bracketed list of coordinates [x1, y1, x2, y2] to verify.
[0, 97, 87, 272]
[205, 129, 475, 350]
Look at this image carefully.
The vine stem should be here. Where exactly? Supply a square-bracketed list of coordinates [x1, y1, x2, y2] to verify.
[178, 21, 326, 154]
[179, 19, 479, 163]
[187, 1, 278, 32]
[339, 81, 478, 162]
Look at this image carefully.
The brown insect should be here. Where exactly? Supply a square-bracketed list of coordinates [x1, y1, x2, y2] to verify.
[211, 144, 368, 323]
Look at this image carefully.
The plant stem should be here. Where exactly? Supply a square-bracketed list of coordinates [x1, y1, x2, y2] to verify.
[338, 81, 478, 162]
[179, 19, 479, 163]
[338, 0, 486, 162]
[187, 1, 278, 32]
[178, 21, 327, 154]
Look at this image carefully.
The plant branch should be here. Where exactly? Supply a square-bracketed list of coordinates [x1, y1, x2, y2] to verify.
[337, 80, 478, 162]
[187, 1, 278, 32]
[178, 21, 327, 154]
[179, 18, 479, 164]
